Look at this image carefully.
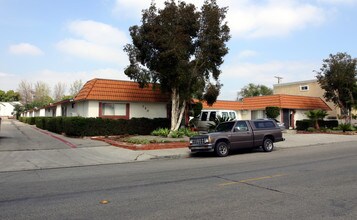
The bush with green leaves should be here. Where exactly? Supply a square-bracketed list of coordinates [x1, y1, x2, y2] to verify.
[151, 127, 198, 138]
[151, 128, 170, 137]
[265, 106, 280, 119]
[338, 123, 354, 132]
[20, 117, 170, 137]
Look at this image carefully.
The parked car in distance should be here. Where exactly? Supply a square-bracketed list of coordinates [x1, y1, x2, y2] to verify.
[189, 119, 285, 157]
[190, 110, 237, 131]
[257, 118, 285, 130]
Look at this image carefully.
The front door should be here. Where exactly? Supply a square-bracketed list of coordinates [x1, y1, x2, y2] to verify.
[282, 109, 290, 129]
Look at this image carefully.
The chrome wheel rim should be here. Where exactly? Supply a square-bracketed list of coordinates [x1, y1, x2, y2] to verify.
[219, 145, 228, 155]
[265, 140, 273, 151]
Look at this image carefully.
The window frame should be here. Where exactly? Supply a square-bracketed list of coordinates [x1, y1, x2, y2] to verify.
[99, 102, 129, 119]
[299, 85, 309, 91]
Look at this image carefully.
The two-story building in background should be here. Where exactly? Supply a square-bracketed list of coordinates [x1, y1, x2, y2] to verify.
[273, 79, 339, 118]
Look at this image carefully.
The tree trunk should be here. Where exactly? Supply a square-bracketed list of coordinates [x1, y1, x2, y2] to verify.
[170, 88, 186, 134]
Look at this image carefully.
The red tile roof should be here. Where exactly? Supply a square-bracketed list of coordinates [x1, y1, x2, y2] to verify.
[243, 94, 331, 110]
[74, 78, 169, 103]
[200, 99, 243, 111]
[199, 94, 331, 111]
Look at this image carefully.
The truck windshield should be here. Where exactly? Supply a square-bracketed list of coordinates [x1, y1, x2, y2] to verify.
[216, 121, 235, 132]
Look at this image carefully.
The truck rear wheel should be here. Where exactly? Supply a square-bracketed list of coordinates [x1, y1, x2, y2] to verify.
[215, 142, 229, 157]
[262, 138, 274, 152]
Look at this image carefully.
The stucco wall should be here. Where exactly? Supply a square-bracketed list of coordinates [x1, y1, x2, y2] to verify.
[130, 102, 167, 119]
[239, 110, 252, 120]
[56, 105, 62, 116]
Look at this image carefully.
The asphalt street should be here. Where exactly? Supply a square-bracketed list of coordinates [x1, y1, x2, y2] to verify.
[1, 118, 357, 172]
[0, 142, 356, 219]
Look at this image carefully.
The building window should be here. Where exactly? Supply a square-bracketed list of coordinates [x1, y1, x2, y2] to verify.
[102, 103, 126, 116]
[300, 85, 309, 91]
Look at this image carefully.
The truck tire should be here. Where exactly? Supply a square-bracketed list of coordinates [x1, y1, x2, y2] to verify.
[262, 138, 274, 152]
[215, 142, 229, 157]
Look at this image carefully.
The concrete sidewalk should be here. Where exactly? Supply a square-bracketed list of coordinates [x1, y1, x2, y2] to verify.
[0, 119, 356, 172]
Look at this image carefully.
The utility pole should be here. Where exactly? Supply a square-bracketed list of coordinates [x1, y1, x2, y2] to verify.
[274, 76, 283, 84]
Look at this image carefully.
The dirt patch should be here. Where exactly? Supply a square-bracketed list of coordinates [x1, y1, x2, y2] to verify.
[91, 135, 189, 150]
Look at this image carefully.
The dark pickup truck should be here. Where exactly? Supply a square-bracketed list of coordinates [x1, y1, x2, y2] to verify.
[189, 119, 285, 157]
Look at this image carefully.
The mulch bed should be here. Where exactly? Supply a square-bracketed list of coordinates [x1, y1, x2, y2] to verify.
[296, 131, 357, 135]
[91, 135, 189, 151]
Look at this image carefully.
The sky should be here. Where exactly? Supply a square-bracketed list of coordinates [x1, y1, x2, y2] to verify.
[1, 0, 357, 100]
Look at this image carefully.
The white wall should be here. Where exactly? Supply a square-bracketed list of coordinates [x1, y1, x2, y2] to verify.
[239, 110, 252, 120]
[87, 101, 99, 117]
[130, 102, 167, 119]
[0, 103, 14, 117]
[294, 110, 309, 122]
[56, 105, 62, 116]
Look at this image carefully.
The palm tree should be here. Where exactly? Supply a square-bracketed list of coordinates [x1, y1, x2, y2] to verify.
[305, 110, 328, 130]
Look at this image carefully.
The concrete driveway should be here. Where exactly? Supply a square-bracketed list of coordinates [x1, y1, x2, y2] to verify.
[0, 118, 356, 172]
[0, 119, 169, 172]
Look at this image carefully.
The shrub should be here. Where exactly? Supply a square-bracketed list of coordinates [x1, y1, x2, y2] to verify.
[338, 123, 354, 132]
[307, 127, 315, 132]
[296, 119, 338, 131]
[151, 128, 170, 137]
[265, 106, 280, 119]
[296, 120, 312, 131]
[18, 116, 170, 137]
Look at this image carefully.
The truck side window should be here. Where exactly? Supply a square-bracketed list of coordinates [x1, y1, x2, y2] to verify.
[221, 112, 228, 118]
[235, 121, 248, 132]
[201, 112, 208, 121]
[229, 112, 236, 119]
[209, 111, 216, 121]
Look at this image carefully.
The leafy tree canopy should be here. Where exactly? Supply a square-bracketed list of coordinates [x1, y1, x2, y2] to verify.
[0, 90, 20, 102]
[124, 0, 230, 131]
[237, 83, 273, 100]
[316, 52, 357, 118]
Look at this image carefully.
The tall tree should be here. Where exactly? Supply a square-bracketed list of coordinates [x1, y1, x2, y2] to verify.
[69, 80, 83, 97]
[316, 52, 357, 121]
[5, 90, 20, 101]
[33, 81, 53, 107]
[124, 0, 230, 132]
[53, 82, 67, 102]
[237, 83, 273, 100]
[17, 80, 33, 108]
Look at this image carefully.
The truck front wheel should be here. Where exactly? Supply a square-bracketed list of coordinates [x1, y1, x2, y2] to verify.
[262, 138, 274, 152]
[215, 142, 229, 157]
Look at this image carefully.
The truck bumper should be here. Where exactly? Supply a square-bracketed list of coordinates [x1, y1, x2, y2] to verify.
[189, 144, 215, 152]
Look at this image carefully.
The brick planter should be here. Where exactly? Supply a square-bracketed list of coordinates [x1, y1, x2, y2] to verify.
[91, 137, 189, 151]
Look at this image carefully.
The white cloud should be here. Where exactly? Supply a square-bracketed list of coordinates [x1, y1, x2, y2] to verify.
[227, 0, 326, 38]
[113, 0, 327, 39]
[56, 39, 126, 63]
[237, 50, 258, 59]
[33, 69, 130, 88]
[0, 71, 21, 92]
[318, 0, 357, 5]
[8, 43, 44, 56]
[67, 20, 127, 46]
[218, 60, 320, 100]
[56, 20, 129, 63]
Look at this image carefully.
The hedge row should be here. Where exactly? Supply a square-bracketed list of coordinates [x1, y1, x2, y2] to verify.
[296, 119, 339, 131]
[19, 117, 170, 137]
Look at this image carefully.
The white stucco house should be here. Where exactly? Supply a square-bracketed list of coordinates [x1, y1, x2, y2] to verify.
[0, 102, 22, 118]
[199, 94, 332, 129]
[23, 78, 170, 119]
[21, 78, 332, 129]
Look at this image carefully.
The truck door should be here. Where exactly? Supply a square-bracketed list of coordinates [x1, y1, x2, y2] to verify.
[230, 121, 254, 149]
